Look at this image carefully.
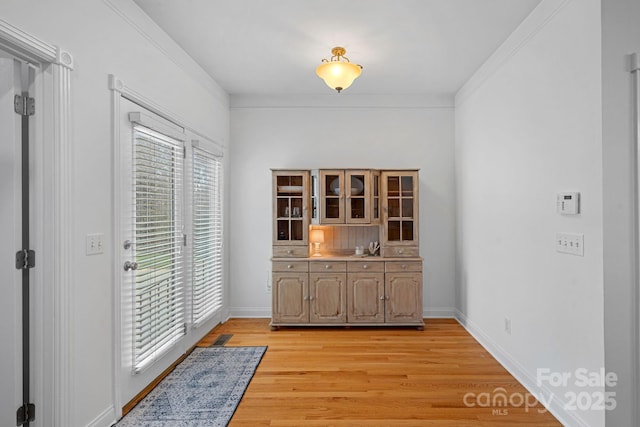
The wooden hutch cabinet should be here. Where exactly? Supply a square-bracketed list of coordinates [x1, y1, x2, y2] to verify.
[271, 168, 422, 329]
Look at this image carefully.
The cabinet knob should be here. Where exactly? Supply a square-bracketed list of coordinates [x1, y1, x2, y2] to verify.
[379, 295, 385, 300]
[401, 264, 407, 269]
[309, 296, 314, 300]
[287, 264, 293, 269]
[325, 264, 331, 269]
[398, 249, 404, 254]
[287, 250, 293, 255]
[363, 264, 369, 269]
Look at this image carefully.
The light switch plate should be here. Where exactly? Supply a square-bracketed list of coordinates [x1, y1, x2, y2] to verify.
[556, 232, 584, 256]
[86, 233, 105, 255]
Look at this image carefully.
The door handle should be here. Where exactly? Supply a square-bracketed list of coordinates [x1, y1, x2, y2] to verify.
[124, 261, 138, 271]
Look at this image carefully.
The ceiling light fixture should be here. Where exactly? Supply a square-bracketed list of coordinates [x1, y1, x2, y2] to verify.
[316, 47, 362, 93]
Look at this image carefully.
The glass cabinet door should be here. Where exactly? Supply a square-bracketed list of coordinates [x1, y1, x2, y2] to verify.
[382, 171, 418, 245]
[273, 171, 309, 245]
[371, 170, 380, 224]
[345, 170, 370, 224]
[319, 170, 344, 224]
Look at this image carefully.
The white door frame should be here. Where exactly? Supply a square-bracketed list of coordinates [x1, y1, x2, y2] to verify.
[0, 19, 74, 427]
[632, 52, 640, 427]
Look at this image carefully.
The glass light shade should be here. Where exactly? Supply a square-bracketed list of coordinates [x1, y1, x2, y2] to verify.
[309, 229, 325, 243]
[316, 61, 362, 92]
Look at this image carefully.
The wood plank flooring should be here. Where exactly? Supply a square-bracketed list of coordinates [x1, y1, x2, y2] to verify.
[197, 318, 561, 426]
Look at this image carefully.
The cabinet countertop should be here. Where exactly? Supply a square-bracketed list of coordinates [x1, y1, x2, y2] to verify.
[272, 256, 422, 262]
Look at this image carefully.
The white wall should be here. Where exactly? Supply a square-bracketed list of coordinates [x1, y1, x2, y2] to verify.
[1, 1, 229, 426]
[229, 94, 456, 318]
[602, 0, 640, 425]
[455, 0, 604, 426]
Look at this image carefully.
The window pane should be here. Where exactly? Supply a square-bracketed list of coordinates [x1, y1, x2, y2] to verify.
[132, 125, 184, 372]
[388, 199, 400, 218]
[401, 221, 414, 241]
[401, 176, 413, 196]
[192, 148, 223, 325]
[402, 199, 413, 218]
[387, 176, 400, 197]
[388, 221, 401, 241]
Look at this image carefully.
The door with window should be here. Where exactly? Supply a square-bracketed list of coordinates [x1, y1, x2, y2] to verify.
[191, 142, 224, 326]
[117, 97, 225, 409]
[118, 98, 189, 404]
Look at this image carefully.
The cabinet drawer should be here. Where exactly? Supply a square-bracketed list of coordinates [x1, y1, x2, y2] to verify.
[309, 261, 347, 272]
[272, 245, 309, 258]
[381, 246, 420, 257]
[385, 261, 422, 273]
[272, 261, 309, 272]
[347, 261, 385, 273]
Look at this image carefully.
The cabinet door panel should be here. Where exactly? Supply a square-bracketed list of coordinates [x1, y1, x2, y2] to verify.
[345, 170, 370, 223]
[272, 272, 308, 323]
[381, 170, 419, 248]
[320, 170, 344, 223]
[370, 170, 380, 224]
[310, 273, 347, 323]
[348, 273, 385, 323]
[273, 171, 309, 245]
[385, 273, 422, 323]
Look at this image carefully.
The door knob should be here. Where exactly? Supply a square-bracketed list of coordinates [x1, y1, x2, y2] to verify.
[124, 261, 138, 271]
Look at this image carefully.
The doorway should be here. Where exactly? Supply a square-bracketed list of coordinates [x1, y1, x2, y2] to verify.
[0, 20, 74, 426]
[0, 54, 39, 427]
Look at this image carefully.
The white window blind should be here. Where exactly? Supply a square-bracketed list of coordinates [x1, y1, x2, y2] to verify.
[132, 125, 185, 372]
[192, 147, 223, 325]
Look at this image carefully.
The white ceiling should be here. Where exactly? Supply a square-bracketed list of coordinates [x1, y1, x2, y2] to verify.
[133, 0, 542, 95]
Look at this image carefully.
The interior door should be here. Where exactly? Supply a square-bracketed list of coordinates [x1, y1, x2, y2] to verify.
[0, 57, 26, 425]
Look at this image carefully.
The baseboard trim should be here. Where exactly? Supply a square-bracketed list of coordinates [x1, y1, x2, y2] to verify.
[424, 307, 457, 318]
[85, 405, 116, 427]
[229, 307, 272, 318]
[230, 307, 458, 320]
[454, 310, 589, 427]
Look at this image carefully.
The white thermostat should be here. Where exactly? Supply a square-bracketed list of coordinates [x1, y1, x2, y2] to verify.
[557, 192, 580, 215]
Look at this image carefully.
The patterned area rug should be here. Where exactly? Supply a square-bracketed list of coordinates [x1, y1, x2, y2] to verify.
[117, 346, 267, 427]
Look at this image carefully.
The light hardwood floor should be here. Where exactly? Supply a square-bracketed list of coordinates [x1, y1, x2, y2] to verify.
[197, 318, 561, 426]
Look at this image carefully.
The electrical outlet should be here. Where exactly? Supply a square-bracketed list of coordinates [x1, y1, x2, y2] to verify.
[86, 233, 105, 255]
[504, 317, 511, 335]
[556, 232, 584, 256]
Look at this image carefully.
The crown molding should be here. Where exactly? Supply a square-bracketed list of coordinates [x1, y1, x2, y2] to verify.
[455, 0, 573, 107]
[230, 93, 455, 109]
[103, 0, 228, 106]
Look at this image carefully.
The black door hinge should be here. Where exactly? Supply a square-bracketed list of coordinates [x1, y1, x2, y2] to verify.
[14, 95, 35, 116]
[16, 403, 35, 425]
[15, 249, 35, 270]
